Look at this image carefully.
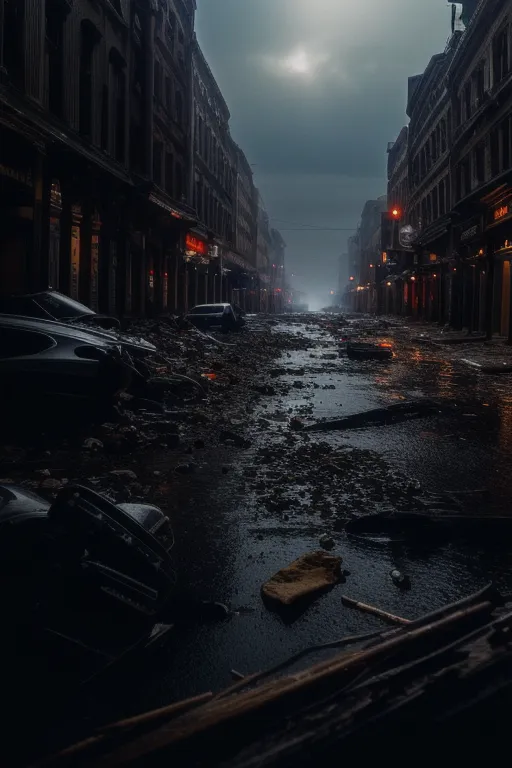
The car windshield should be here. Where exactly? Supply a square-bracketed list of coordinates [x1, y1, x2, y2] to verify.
[34, 292, 95, 319]
[189, 305, 226, 315]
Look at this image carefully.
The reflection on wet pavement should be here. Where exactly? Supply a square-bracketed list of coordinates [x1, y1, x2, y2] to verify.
[96, 317, 512, 722]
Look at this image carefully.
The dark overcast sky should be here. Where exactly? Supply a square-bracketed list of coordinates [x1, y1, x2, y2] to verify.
[196, 0, 450, 308]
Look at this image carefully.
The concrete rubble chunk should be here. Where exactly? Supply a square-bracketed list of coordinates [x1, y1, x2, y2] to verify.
[82, 437, 104, 450]
[109, 469, 138, 481]
[262, 550, 342, 607]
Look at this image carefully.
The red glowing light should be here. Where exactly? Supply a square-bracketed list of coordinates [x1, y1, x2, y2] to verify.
[185, 233, 207, 256]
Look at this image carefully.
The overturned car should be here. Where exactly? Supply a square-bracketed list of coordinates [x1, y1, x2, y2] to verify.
[0, 315, 156, 422]
[0, 483, 175, 697]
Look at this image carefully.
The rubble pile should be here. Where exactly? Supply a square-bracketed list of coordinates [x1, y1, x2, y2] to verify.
[0, 319, 317, 505]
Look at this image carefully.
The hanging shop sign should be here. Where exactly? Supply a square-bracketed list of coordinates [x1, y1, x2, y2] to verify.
[185, 233, 208, 257]
[0, 162, 33, 188]
[488, 197, 512, 227]
[398, 224, 417, 250]
[460, 222, 480, 243]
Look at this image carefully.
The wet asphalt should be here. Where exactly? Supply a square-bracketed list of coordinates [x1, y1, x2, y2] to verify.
[83, 315, 512, 724]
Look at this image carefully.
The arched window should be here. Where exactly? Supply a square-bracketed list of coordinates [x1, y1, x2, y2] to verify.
[46, 1, 66, 117]
[3, 0, 25, 88]
[79, 21, 98, 138]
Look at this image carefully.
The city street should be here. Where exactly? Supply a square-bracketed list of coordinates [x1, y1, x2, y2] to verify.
[29, 312, 512, 739]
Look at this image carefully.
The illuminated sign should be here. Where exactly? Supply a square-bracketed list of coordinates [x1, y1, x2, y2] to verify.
[382, 252, 388, 263]
[494, 204, 509, 221]
[185, 233, 207, 256]
[429, 253, 437, 262]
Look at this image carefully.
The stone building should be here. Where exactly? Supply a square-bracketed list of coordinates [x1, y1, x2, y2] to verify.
[0, 0, 274, 316]
[405, 44, 455, 324]
[384, 127, 409, 314]
[269, 228, 286, 313]
[190, 38, 236, 308]
[234, 144, 259, 311]
[353, 197, 386, 312]
[0, 0, 197, 317]
[256, 191, 272, 312]
[448, 0, 512, 338]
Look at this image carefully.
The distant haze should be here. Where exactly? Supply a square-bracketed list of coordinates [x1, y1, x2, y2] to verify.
[196, 0, 450, 301]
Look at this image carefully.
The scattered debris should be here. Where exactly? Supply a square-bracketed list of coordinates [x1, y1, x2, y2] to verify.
[319, 534, 335, 550]
[341, 594, 411, 625]
[109, 469, 138, 481]
[82, 437, 104, 450]
[390, 569, 411, 590]
[304, 400, 439, 432]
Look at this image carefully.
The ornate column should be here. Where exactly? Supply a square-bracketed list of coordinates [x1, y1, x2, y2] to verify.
[70, 204, 82, 300]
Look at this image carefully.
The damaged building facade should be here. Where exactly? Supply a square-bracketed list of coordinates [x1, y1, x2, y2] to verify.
[369, 0, 512, 336]
[0, 0, 280, 315]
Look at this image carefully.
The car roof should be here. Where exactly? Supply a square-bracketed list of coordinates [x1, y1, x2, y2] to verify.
[191, 303, 230, 309]
[0, 314, 120, 346]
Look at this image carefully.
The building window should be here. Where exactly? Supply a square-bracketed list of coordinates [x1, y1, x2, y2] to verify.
[79, 23, 96, 138]
[153, 141, 163, 186]
[176, 90, 183, 126]
[439, 180, 445, 216]
[462, 157, 471, 196]
[176, 163, 184, 200]
[440, 119, 447, 153]
[130, 119, 144, 174]
[502, 118, 511, 170]
[165, 76, 172, 110]
[166, 13, 176, 52]
[494, 26, 509, 85]
[165, 152, 174, 195]
[46, 1, 65, 118]
[474, 142, 485, 186]
[178, 28, 185, 45]
[490, 127, 500, 177]
[431, 131, 437, 162]
[4, 0, 25, 88]
[114, 68, 126, 163]
[154, 59, 162, 102]
[101, 85, 109, 150]
[454, 96, 461, 127]
[432, 187, 439, 220]
[463, 81, 471, 120]
[474, 64, 485, 105]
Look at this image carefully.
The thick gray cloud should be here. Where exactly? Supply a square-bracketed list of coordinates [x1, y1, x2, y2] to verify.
[196, 0, 450, 306]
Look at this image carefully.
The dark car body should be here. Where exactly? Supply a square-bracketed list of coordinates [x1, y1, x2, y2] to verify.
[0, 290, 121, 329]
[0, 483, 174, 704]
[186, 303, 245, 331]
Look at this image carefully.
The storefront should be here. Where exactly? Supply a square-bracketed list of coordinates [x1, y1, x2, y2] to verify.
[0, 128, 38, 294]
[184, 231, 210, 310]
[485, 193, 512, 339]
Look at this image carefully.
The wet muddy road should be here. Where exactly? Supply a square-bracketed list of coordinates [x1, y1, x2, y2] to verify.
[90, 315, 512, 723]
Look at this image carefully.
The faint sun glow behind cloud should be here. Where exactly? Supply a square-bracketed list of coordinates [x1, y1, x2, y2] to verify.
[196, 0, 451, 301]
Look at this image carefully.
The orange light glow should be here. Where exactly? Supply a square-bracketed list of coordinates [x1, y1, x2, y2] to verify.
[411, 276, 416, 281]
[386, 281, 392, 286]
[379, 343, 393, 348]
[201, 373, 217, 381]
[369, 263, 374, 268]
[391, 208, 400, 218]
